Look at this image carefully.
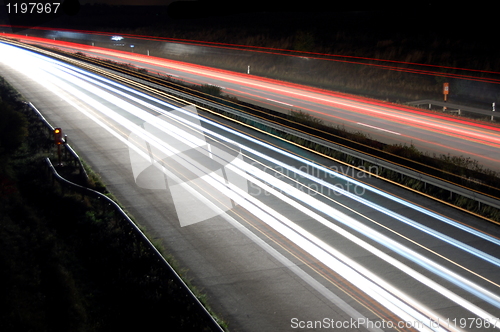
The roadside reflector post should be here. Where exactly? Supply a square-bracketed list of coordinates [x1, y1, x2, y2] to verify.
[54, 128, 65, 145]
[443, 82, 449, 101]
[53, 128, 65, 166]
[443, 83, 449, 111]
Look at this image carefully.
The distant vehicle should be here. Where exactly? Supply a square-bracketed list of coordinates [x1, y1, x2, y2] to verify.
[111, 36, 125, 46]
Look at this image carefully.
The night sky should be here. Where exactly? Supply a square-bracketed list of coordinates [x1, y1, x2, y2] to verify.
[1, 0, 497, 59]
[1, 0, 493, 33]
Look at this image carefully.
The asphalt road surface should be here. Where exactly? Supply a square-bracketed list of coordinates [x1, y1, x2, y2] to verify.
[2, 41, 500, 332]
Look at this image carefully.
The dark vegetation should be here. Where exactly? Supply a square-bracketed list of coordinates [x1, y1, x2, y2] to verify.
[0, 77, 224, 331]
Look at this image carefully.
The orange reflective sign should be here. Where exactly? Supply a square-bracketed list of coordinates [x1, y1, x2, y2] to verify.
[443, 83, 449, 94]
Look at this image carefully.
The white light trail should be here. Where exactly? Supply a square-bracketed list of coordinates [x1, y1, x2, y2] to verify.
[266, 98, 294, 107]
[25, 46, 500, 254]
[3, 42, 500, 330]
[16, 42, 500, 308]
[43, 65, 500, 325]
[357, 122, 401, 135]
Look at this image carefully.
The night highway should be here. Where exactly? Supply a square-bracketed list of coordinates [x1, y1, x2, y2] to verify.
[1, 41, 500, 331]
[2, 31, 499, 173]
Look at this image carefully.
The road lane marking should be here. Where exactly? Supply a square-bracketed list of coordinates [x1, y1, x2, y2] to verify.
[267, 98, 294, 107]
[357, 122, 401, 135]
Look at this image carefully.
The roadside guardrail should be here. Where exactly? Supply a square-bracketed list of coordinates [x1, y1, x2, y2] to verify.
[24, 97, 224, 332]
[407, 100, 499, 120]
[45, 157, 225, 332]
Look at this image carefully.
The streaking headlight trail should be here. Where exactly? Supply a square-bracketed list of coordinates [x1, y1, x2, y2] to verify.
[2, 41, 500, 331]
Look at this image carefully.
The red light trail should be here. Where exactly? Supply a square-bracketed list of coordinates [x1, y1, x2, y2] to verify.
[2, 31, 500, 170]
[3, 26, 500, 84]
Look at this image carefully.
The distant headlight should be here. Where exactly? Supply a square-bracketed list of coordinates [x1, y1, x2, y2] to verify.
[111, 36, 124, 41]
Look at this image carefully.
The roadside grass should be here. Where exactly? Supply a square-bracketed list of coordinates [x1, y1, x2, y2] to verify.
[80, 158, 229, 331]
